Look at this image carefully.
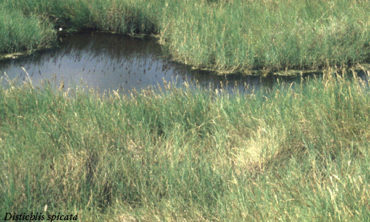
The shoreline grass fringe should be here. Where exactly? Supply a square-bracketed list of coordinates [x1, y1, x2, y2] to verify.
[0, 0, 369, 75]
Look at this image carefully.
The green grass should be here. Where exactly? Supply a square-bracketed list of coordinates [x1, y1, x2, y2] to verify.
[0, 0, 369, 220]
[0, 6, 55, 54]
[160, 0, 369, 72]
[1, 72, 368, 221]
[0, 0, 369, 73]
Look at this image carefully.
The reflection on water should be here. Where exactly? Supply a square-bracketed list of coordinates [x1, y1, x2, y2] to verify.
[0, 32, 290, 93]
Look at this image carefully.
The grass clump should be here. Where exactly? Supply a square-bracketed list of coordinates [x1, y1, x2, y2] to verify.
[0, 72, 368, 221]
[0, 5, 55, 54]
[159, 0, 369, 72]
[0, 0, 161, 34]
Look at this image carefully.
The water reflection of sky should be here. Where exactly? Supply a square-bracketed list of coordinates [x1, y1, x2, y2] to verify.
[0, 32, 296, 94]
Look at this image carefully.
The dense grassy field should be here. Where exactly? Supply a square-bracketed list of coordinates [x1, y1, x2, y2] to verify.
[1, 0, 369, 221]
[0, 0, 369, 73]
[1, 71, 369, 221]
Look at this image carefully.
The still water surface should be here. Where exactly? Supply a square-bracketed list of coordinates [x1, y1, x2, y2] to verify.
[0, 32, 288, 93]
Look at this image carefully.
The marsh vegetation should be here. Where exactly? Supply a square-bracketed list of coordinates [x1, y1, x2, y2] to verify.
[0, 0, 369, 73]
[0, 0, 369, 221]
[1, 73, 369, 221]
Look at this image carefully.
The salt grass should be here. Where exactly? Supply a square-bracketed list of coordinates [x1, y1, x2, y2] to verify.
[0, 6, 55, 54]
[0, 71, 368, 220]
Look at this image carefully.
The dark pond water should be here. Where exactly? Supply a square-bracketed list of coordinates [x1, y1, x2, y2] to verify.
[0, 32, 295, 93]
